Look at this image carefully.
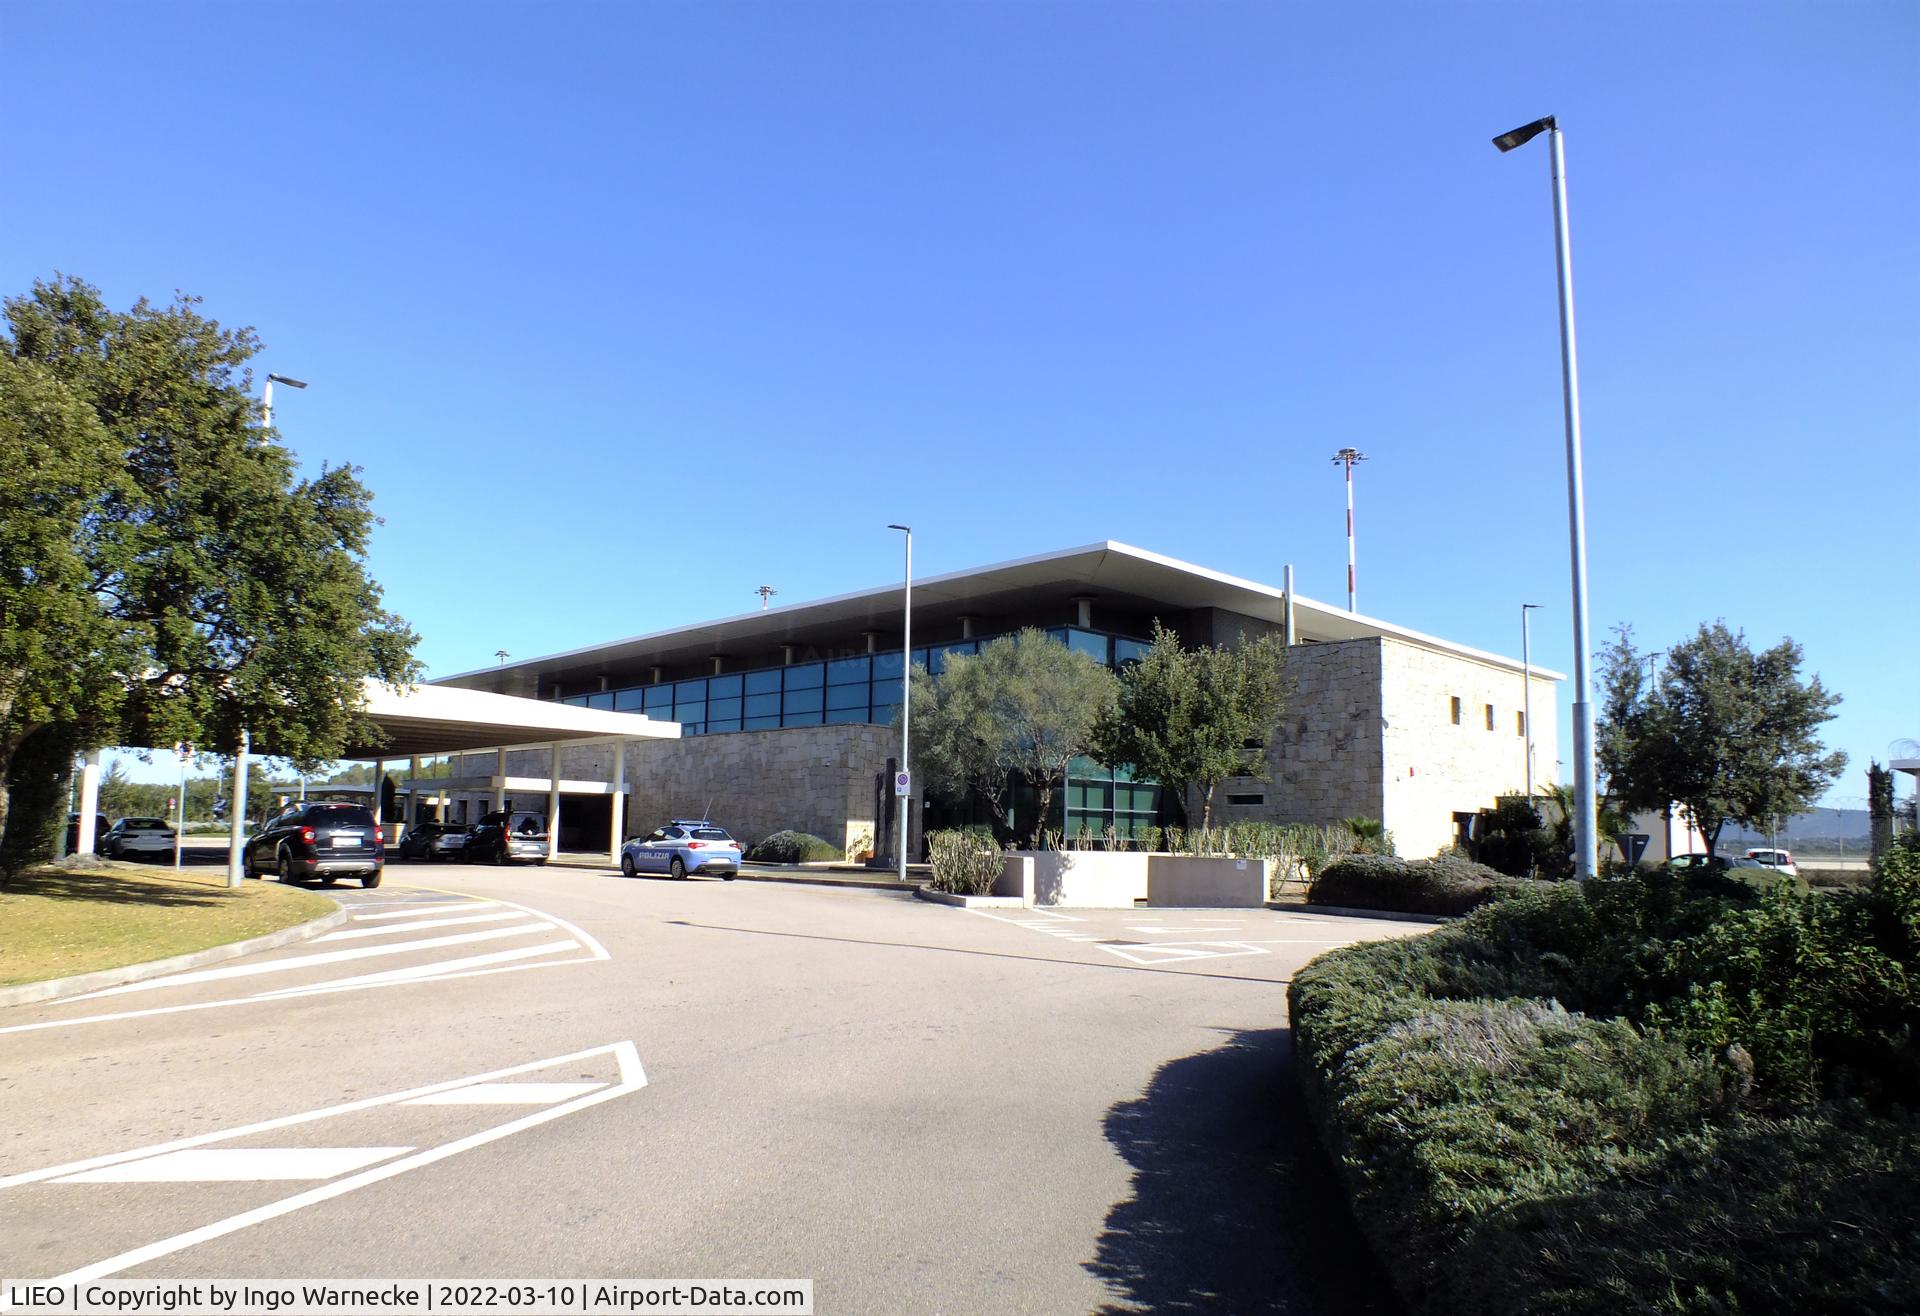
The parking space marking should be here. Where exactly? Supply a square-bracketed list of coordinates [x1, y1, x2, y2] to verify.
[402, 1082, 605, 1106]
[55, 1147, 412, 1184]
[315, 910, 528, 940]
[4, 1041, 649, 1283]
[61, 922, 561, 1001]
[0, 893, 610, 1036]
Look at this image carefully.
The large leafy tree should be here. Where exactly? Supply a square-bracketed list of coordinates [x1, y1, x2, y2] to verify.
[1094, 621, 1291, 830]
[1598, 622, 1845, 858]
[909, 629, 1118, 846]
[0, 276, 419, 870]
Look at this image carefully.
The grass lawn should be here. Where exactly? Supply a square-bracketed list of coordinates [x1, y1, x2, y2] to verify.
[0, 863, 339, 988]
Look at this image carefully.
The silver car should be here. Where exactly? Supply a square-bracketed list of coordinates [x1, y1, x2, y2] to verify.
[102, 817, 177, 859]
[620, 820, 741, 880]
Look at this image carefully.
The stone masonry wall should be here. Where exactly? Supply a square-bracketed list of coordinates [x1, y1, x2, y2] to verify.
[1203, 639, 1386, 830]
[1377, 637, 1562, 859]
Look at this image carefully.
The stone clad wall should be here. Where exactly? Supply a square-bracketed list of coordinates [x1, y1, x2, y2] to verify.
[620, 724, 896, 853]
[1378, 637, 1561, 859]
[1204, 638, 1386, 830]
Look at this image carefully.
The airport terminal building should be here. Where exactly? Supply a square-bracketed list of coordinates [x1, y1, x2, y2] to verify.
[395, 542, 1561, 862]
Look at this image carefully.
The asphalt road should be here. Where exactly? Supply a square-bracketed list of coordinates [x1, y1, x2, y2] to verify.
[1, 861, 1426, 1314]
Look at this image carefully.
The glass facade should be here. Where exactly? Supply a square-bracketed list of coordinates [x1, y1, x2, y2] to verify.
[556, 623, 1164, 840]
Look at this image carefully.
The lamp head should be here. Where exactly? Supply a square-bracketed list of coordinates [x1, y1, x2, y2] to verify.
[887, 523, 911, 534]
[266, 374, 308, 389]
[1492, 116, 1556, 153]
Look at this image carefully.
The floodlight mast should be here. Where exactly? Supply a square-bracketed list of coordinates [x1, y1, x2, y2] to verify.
[1493, 113, 1598, 881]
[1330, 448, 1367, 611]
[887, 525, 913, 884]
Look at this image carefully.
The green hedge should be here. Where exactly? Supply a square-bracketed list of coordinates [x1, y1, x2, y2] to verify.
[743, 830, 841, 864]
[1289, 854, 1920, 1314]
[1306, 850, 1540, 916]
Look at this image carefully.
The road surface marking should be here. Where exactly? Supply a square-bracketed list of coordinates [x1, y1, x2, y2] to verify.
[250, 939, 581, 996]
[5, 1042, 648, 1283]
[403, 1082, 605, 1106]
[341, 901, 500, 920]
[60, 922, 561, 1001]
[315, 910, 528, 940]
[54, 1147, 412, 1183]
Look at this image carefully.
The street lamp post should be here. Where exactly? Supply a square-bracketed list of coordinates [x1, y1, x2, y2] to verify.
[887, 525, 913, 883]
[261, 373, 308, 431]
[1521, 604, 1542, 799]
[1330, 448, 1367, 612]
[1494, 114, 1598, 880]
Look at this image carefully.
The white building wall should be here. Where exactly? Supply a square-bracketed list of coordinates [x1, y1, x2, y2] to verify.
[1377, 637, 1562, 859]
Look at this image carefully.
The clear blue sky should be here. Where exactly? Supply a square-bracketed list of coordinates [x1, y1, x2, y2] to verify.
[9, 1, 1915, 808]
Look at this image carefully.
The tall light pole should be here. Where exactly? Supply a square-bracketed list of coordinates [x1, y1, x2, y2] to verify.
[1494, 114, 1597, 879]
[1521, 604, 1542, 799]
[1330, 448, 1367, 611]
[887, 525, 913, 882]
[261, 372, 307, 431]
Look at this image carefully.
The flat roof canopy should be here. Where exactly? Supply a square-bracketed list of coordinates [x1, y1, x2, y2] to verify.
[321, 680, 680, 760]
[439, 540, 1565, 697]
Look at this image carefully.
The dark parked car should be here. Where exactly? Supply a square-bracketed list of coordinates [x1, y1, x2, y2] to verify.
[64, 813, 110, 855]
[466, 811, 550, 866]
[397, 821, 469, 862]
[242, 802, 385, 887]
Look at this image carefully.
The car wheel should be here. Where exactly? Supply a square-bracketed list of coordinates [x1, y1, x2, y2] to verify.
[722, 872, 735, 881]
[620, 853, 636, 878]
[670, 857, 687, 881]
[276, 850, 296, 885]
[241, 849, 254, 880]
[363, 869, 382, 889]
[535, 858, 547, 867]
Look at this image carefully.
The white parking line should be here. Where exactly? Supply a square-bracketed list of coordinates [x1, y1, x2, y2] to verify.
[403, 1082, 604, 1106]
[250, 939, 581, 997]
[316, 911, 528, 940]
[342, 901, 500, 920]
[61, 922, 560, 1001]
[55, 1147, 412, 1183]
[6, 1042, 650, 1283]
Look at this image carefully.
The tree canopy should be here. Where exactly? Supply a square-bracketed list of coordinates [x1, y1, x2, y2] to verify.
[907, 629, 1118, 846]
[1598, 622, 1845, 857]
[0, 275, 419, 868]
[1093, 621, 1291, 830]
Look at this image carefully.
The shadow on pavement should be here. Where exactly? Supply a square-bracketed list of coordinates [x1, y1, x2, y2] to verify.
[1087, 1027, 1402, 1315]
[3, 867, 235, 906]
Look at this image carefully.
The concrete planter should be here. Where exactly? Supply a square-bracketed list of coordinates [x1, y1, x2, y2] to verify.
[1146, 855, 1271, 907]
[1005, 850, 1149, 908]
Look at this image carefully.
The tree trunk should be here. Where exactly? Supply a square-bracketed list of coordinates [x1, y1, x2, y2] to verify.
[1032, 783, 1054, 849]
[1199, 782, 1216, 832]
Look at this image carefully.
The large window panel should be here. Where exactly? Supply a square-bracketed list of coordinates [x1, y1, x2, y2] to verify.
[1067, 629, 1109, 663]
[709, 674, 743, 698]
[675, 679, 707, 703]
[783, 687, 823, 715]
[784, 663, 823, 691]
[824, 707, 867, 725]
[827, 655, 871, 685]
[744, 713, 780, 731]
[782, 707, 823, 727]
[708, 696, 742, 723]
[643, 686, 673, 711]
[587, 692, 615, 710]
[745, 692, 780, 719]
[613, 688, 647, 712]
[873, 650, 904, 680]
[745, 669, 781, 696]
[674, 700, 705, 727]
[826, 684, 869, 710]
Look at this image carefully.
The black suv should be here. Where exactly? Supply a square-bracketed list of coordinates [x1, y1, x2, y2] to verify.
[466, 811, 550, 866]
[243, 802, 385, 887]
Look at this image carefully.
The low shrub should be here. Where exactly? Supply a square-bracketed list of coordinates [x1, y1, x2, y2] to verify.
[926, 828, 1004, 895]
[743, 830, 841, 864]
[1290, 864, 1920, 1314]
[1307, 850, 1535, 916]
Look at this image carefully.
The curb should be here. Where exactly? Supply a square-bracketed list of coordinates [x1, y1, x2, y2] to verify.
[912, 885, 1024, 909]
[0, 903, 350, 1009]
[1269, 901, 1449, 925]
[736, 869, 917, 892]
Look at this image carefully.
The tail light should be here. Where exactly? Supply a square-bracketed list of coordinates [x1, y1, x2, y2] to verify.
[300, 826, 315, 844]
[376, 827, 384, 843]
[687, 841, 707, 850]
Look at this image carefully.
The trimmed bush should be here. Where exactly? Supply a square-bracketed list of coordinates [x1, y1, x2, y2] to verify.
[1307, 850, 1536, 916]
[926, 828, 1004, 895]
[1289, 867, 1920, 1314]
[744, 830, 841, 864]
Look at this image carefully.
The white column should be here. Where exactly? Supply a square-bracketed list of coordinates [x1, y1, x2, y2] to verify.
[370, 760, 384, 834]
[494, 748, 507, 813]
[547, 743, 562, 861]
[225, 730, 250, 888]
[609, 740, 627, 867]
[76, 749, 102, 856]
